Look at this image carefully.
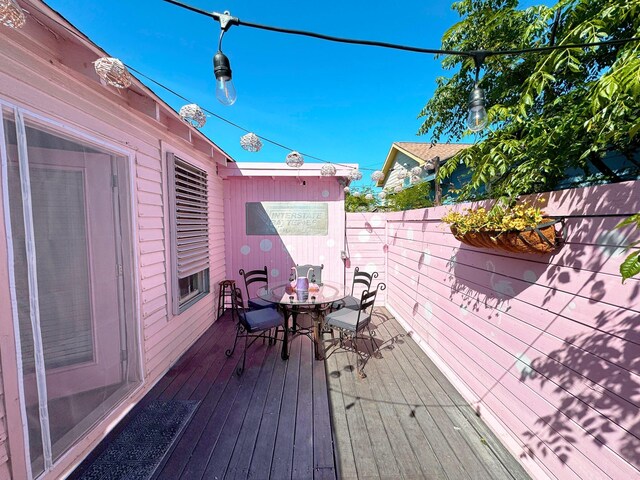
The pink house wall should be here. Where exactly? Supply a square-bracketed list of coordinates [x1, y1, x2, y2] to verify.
[346, 180, 640, 480]
[222, 172, 347, 293]
[0, 8, 228, 479]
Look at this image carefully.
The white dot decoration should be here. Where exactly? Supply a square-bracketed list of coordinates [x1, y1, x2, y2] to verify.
[523, 270, 538, 283]
[460, 305, 469, 317]
[359, 231, 370, 242]
[260, 239, 273, 252]
[378, 191, 387, 200]
[568, 302, 576, 310]
[327, 239, 336, 248]
[240, 132, 263, 152]
[514, 353, 533, 376]
[394, 185, 403, 193]
[371, 170, 384, 182]
[411, 166, 423, 177]
[94, 57, 132, 89]
[365, 193, 374, 200]
[1, 0, 25, 28]
[370, 214, 383, 227]
[348, 168, 362, 181]
[355, 253, 362, 260]
[271, 268, 280, 278]
[396, 167, 408, 179]
[318, 255, 325, 262]
[424, 302, 433, 320]
[352, 191, 361, 197]
[407, 228, 414, 240]
[179, 104, 207, 128]
[320, 164, 336, 176]
[343, 186, 350, 193]
[240, 245, 251, 255]
[285, 151, 304, 168]
[321, 190, 330, 198]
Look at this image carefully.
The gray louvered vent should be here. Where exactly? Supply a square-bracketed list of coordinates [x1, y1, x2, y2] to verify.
[171, 155, 209, 279]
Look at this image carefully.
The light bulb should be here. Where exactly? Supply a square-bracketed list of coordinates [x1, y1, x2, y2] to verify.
[467, 85, 488, 132]
[213, 51, 237, 106]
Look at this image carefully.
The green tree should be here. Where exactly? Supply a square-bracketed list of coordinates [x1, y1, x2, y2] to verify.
[385, 181, 434, 211]
[345, 188, 378, 212]
[419, 0, 640, 201]
[419, 0, 640, 278]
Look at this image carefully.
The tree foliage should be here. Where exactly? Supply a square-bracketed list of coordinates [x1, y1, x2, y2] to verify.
[385, 181, 433, 211]
[419, 0, 640, 201]
[420, 0, 640, 279]
[344, 188, 378, 212]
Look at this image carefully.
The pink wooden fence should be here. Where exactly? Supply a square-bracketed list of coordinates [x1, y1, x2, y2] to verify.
[346, 180, 640, 480]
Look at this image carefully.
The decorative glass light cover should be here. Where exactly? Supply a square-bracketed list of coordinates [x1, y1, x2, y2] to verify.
[320, 164, 336, 176]
[343, 186, 350, 193]
[394, 185, 403, 193]
[352, 191, 361, 197]
[371, 170, 384, 182]
[378, 191, 387, 200]
[94, 57, 132, 89]
[411, 166, 423, 177]
[365, 193, 374, 200]
[240, 132, 263, 152]
[410, 175, 421, 184]
[0, 0, 25, 28]
[348, 168, 362, 181]
[285, 151, 304, 168]
[396, 167, 408, 179]
[179, 104, 207, 128]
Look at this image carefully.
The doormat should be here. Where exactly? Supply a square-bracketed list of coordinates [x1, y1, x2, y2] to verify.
[77, 400, 199, 480]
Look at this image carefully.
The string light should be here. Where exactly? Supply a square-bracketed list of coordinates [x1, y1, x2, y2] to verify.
[285, 151, 304, 167]
[93, 57, 132, 89]
[179, 104, 207, 128]
[0, 0, 25, 28]
[240, 132, 263, 152]
[320, 164, 337, 176]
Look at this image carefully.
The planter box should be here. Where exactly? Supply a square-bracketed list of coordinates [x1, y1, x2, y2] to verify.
[451, 218, 564, 254]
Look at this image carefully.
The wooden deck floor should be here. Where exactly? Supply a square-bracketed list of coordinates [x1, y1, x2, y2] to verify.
[71, 308, 529, 480]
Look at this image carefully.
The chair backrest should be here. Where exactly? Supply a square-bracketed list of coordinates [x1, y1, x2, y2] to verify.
[239, 266, 268, 301]
[355, 282, 386, 330]
[351, 266, 379, 296]
[294, 264, 324, 284]
[230, 286, 250, 330]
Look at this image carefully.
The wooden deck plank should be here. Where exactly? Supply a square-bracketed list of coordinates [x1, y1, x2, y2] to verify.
[381, 313, 512, 480]
[270, 335, 303, 479]
[357, 323, 442, 479]
[203, 341, 280, 479]
[326, 347, 359, 480]
[246, 345, 290, 479]
[292, 336, 315, 479]
[179, 344, 270, 479]
[312, 346, 337, 480]
[334, 349, 380, 479]
[383, 314, 530, 480]
[156, 328, 248, 478]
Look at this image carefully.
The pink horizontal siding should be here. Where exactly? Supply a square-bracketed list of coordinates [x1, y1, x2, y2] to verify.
[346, 180, 640, 480]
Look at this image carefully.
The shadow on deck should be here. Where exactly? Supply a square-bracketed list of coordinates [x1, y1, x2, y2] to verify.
[70, 308, 529, 480]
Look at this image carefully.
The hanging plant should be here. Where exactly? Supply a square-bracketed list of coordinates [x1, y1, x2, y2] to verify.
[442, 201, 564, 254]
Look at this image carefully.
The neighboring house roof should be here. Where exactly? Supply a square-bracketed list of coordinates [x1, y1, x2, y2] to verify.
[26, 0, 233, 164]
[377, 142, 471, 187]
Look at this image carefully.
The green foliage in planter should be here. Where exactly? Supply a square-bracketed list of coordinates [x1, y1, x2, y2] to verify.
[441, 200, 545, 234]
[385, 181, 433, 212]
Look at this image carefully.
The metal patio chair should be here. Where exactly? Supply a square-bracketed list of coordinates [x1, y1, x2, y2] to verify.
[332, 266, 379, 311]
[324, 282, 386, 378]
[239, 266, 274, 310]
[226, 287, 284, 376]
[293, 263, 324, 285]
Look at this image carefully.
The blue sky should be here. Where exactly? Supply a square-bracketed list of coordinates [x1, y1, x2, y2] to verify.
[45, 0, 481, 189]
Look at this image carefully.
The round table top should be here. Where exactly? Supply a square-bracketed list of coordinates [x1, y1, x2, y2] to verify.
[258, 281, 346, 307]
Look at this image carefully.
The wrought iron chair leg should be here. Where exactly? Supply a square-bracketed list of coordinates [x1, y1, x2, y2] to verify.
[226, 324, 242, 357]
[355, 332, 367, 379]
[237, 333, 249, 376]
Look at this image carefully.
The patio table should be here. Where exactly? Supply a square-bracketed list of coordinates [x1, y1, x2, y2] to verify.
[258, 281, 346, 361]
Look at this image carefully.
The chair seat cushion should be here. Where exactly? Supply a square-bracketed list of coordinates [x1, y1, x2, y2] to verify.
[248, 297, 275, 310]
[331, 295, 359, 311]
[325, 307, 370, 332]
[244, 307, 283, 332]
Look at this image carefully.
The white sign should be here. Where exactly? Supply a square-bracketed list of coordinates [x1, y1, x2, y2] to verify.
[246, 202, 328, 236]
